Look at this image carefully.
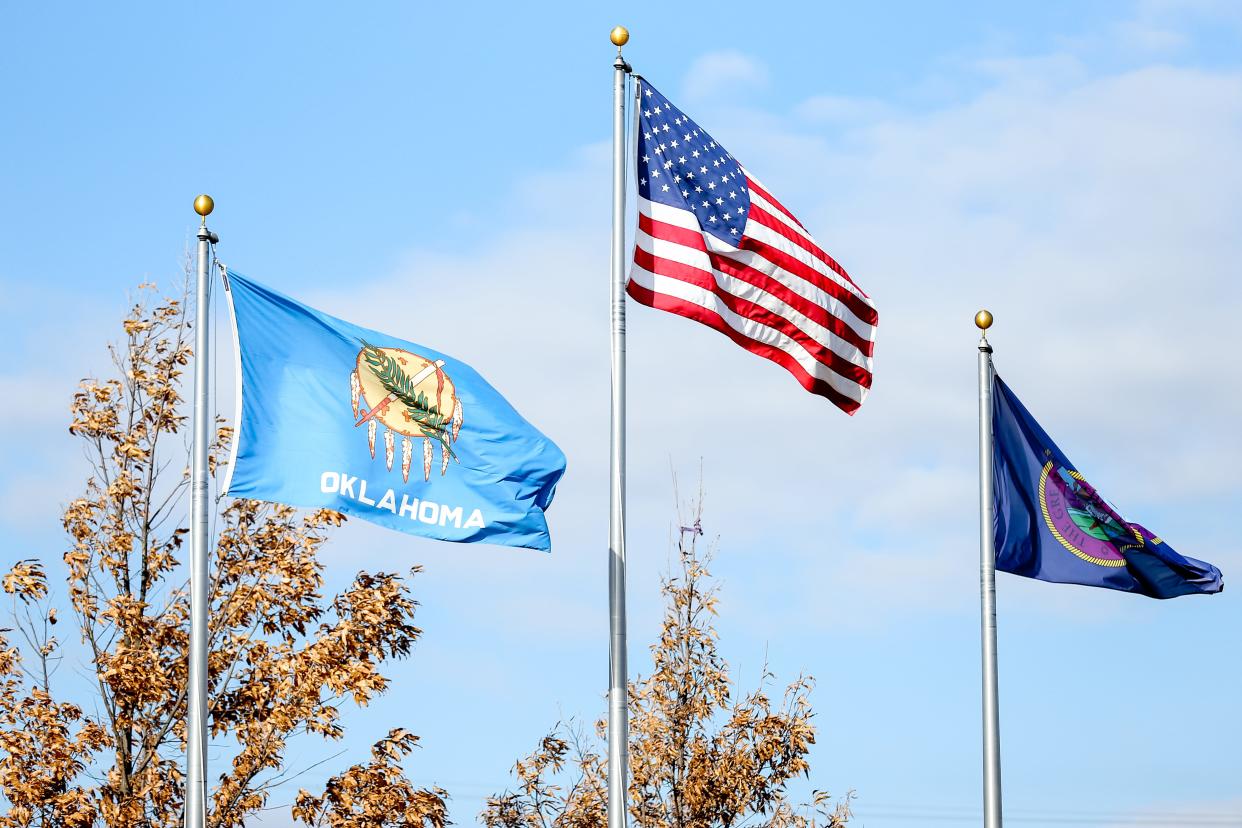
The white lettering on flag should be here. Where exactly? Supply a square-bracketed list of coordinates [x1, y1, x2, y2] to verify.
[319, 470, 487, 530]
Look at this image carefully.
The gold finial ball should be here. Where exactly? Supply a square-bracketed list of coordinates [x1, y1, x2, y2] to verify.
[193, 194, 214, 217]
[610, 26, 629, 47]
[975, 309, 994, 330]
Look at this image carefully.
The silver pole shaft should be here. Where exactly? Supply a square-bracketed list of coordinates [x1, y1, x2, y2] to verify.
[186, 223, 213, 828]
[607, 52, 630, 828]
[978, 334, 1003, 828]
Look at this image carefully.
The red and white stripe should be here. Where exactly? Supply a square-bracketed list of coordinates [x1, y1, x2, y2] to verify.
[627, 171, 878, 415]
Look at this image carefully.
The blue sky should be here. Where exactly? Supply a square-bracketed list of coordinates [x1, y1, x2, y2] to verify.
[2, 2, 1241, 826]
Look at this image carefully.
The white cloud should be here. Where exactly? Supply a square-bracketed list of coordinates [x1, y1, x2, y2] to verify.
[1136, 0, 1242, 28]
[795, 94, 892, 126]
[0, 282, 131, 532]
[0, 376, 68, 429]
[973, 53, 1089, 88]
[680, 51, 769, 102]
[286, 45, 1242, 642]
[1113, 18, 1189, 52]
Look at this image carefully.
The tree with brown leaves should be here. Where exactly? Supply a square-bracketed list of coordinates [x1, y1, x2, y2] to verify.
[482, 502, 852, 828]
[0, 281, 445, 827]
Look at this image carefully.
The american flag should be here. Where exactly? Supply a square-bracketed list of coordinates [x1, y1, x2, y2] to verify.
[627, 79, 878, 414]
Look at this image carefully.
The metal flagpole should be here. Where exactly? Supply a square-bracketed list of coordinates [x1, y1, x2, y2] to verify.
[187, 194, 218, 828]
[976, 308, 1003, 828]
[607, 24, 632, 828]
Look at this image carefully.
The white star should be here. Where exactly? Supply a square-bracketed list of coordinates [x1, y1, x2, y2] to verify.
[644, 110, 652, 117]
[707, 182, 716, 190]
[639, 178, 646, 185]
[723, 212, 731, 220]
[694, 186, 703, 193]
[644, 87, 653, 97]
[662, 124, 671, 132]
[641, 154, 650, 164]
[682, 189, 689, 197]
[691, 150, 700, 158]
[673, 174, 681, 183]
[699, 166, 708, 174]
[663, 160, 673, 169]
[643, 132, 652, 141]
[715, 198, 724, 205]
[708, 215, 717, 223]
[730, 228, 739, 235]
[729, 191, 737, 199]
[654, 106, 662, 114]
[701, 200, 709, 207]
[658, 143, 667, 153]
[651, 169, 660, 179]
[679, 156, 687, 164]
[662, 184, 670, 192]
[670, 139, 679, 148]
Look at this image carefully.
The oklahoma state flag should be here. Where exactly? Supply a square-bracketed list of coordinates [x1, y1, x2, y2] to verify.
[221, 270, 566, 551]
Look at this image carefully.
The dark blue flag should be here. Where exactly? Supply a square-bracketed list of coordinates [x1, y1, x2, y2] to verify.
[992, 375, 1222, 598]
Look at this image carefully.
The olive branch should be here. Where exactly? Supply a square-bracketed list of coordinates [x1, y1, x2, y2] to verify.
[359, 340, 457, 459]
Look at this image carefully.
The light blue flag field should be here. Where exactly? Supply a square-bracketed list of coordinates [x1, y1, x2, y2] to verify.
[221, 269, 566, 551]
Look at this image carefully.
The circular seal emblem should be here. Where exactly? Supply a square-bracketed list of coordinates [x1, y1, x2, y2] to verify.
[1038, 461, 1142, 567]
[348, 341, 464, 483]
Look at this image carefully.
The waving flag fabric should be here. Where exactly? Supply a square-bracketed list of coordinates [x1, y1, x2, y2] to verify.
[221, 270, 566, 551]
[627, 79, 878, 414]
[993, 374, 1222, 598]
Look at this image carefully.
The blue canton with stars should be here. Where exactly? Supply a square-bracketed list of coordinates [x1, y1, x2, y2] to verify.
[636, 80, 750, 246]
